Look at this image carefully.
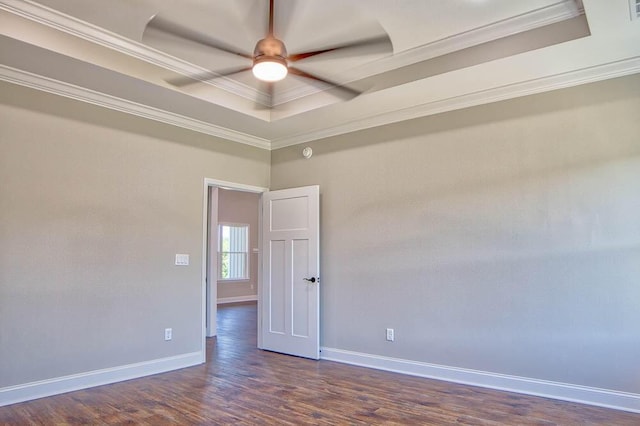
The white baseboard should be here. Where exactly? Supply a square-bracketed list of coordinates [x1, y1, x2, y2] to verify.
[320, 347, 640, 414]
[0, 351, 203, 407]
[217, 295, 257, 304]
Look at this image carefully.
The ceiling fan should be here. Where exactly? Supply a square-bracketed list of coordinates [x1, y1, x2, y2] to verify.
[143, 0, 392, 106]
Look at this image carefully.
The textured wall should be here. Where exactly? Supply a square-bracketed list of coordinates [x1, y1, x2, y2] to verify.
[0, 82, 269, 387]
[271, 74, 640, 393]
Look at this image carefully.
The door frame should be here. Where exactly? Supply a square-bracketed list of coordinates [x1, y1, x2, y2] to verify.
[201, 178, 268, 361]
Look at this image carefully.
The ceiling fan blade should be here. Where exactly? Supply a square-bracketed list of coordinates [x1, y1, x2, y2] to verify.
[288, 34, 391, 62]
[145, 15, 253, 59]
[288, 67, 361, 98]
[167, 66, 253, 87]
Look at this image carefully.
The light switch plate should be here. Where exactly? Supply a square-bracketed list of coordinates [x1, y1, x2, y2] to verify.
[175, 254, 189, 266]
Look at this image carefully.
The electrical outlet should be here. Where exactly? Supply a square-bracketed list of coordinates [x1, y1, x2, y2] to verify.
[386, 328, 394, 342]
[164, 328, 172, 341]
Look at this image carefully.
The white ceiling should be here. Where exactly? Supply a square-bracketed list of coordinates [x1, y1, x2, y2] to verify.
[1, 0, 639, 149]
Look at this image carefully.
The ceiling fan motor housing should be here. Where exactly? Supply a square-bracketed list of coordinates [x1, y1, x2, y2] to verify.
[253, 37, 288, 64]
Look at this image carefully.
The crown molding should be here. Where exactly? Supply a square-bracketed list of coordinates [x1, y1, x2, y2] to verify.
[275, 1, 584, 105]
[383, 0, 583, 71]
[3, 54, 638, 152]
[270, 56, 640, 149]
[0, 65, 271, 150]
[0, 0, 265, 104]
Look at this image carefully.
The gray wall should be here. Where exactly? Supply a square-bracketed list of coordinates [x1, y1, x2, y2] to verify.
[0, 82, 269, 388]
[271, 74, 640, 394]
[2, 71, 640, 399]
[217, 189, 260, 301]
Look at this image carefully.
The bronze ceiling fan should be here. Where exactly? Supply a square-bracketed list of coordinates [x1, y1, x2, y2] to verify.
[143, 0, 391, 106]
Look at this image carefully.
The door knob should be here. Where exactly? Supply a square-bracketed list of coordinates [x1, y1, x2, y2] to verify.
[303, 277, 318, 283]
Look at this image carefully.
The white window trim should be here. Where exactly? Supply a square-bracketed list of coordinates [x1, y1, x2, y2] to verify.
[218, 222, 250, 282]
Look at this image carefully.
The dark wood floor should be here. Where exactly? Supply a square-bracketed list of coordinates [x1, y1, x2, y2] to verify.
[2, 302, 639, 425]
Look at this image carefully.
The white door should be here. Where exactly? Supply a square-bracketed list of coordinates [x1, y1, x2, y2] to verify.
[261, 185, 320, 359]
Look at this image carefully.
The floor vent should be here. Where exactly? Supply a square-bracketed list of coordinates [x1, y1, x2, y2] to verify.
[631, 0, 640, 20]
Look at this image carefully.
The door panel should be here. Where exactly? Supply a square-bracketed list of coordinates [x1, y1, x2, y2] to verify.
[292, 239, 310, 338]
[261, 185, 320, 359]
[268, 239, 286, 334]
[271, 196, 309, 230]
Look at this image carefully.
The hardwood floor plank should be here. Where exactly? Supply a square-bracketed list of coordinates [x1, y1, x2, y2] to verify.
[1, 302, 639, 425]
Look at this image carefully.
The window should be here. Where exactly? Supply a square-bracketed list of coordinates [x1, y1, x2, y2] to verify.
[218, 223, 249, 280]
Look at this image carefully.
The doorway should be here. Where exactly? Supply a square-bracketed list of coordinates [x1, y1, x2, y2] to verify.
[201, 178, 267, 358]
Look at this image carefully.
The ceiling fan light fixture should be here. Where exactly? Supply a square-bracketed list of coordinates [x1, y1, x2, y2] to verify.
[252, 57, 288, 82]
[252, 37, 288, 82]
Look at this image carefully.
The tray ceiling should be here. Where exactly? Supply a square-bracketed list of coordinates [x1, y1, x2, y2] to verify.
[1, 0, 639, 149]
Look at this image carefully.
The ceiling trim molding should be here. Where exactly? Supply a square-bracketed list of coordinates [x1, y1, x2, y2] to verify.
[384, 0, 584, 69]
[270, 56, 640, 149]
[3, 55, 638, 152]
[275, 1, 584, 105]
[0, 0, 262, 103]
[0, 65, 271, 150]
